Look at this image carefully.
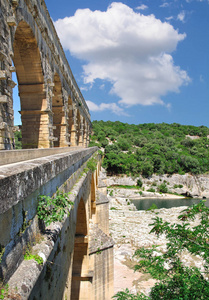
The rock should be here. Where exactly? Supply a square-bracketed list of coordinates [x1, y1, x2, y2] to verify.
[106, 174, 209, 198]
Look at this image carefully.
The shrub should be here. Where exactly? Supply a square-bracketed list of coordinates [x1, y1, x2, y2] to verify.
[114, 201, 209, 300]
[157, 183, 168, 193]
[37, 190, 73, 226]
[146, 203, 158, 211]
[136, 178, 143, 188]
[147, 188, 155, 193]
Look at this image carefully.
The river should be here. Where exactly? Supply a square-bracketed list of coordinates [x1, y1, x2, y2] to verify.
[131, 198, 209, 210]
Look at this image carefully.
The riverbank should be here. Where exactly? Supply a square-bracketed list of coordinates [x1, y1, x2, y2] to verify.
[105, 173, 209, 198]
[109, 190, 205, 295]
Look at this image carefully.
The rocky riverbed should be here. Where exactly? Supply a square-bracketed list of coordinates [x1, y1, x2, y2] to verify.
[109, 192, 206, 296]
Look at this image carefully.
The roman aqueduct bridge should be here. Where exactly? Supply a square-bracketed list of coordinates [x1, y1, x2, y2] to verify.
[0, 148, 114, 299]
[0, 0, 91, 150]
[0, 0, 114, 299]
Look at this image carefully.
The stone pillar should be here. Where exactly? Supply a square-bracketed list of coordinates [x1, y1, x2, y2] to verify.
[79, 115, 84, 147]
[58, 88, 69, 147]
[86, 125, 90, 147]
[83, 121, 88, 148]
[0, 43, 16, 149]
[45, 81, 55, 148]
[70, 104, 78, 147]
[19, 83, 51, 148]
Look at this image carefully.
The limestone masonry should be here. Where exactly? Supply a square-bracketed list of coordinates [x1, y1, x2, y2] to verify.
[0, 0, 91, 150]
[0, 148, 114, 299]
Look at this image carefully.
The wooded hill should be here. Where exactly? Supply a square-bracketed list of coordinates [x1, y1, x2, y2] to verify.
[89, 121, 209, 176]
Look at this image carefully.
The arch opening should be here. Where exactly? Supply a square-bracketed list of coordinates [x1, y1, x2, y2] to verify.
[70, 198, 90, 300]
[52, 73, 65, 147]
[13, 21, 49, 148]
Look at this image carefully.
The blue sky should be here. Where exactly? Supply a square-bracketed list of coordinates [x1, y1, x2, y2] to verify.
[14, 0, 209, 127]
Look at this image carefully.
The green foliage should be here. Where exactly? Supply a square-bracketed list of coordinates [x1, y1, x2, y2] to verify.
[87, 157, 97, 172]
[114, 201, 209, 300]
[14, 130, 22, 149]
[0, 245, 5, 264]
[90, 121, 209, 176]
[24, 249, 43, 265]
[109, 190, 114, 196]
[0, 284, 9, 300]
[37, 190, 74, 226]
[136, 179, 143, 188]
[157, 183, 168, 193]
[173, 184, 183, 188]
[108, 185, 140, 190]
[147, 188, 155, 193]
[113, 288, 150, 300]
[146, 203, 158, 211]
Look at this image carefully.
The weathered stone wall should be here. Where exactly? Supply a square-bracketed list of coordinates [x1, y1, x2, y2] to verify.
[89, 225, 114, 300]
[96, 192, 110, 235]
[0, 147, 114, 299]
[0, 0, 91, 150]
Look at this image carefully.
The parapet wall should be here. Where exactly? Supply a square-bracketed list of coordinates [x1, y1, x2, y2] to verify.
[0, 147, 114, 299]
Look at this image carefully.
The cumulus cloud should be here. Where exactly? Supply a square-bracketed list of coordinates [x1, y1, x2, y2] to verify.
[86, 100, 128, 115]
[177, 11, 186, 22]
[55, 2, 190, 109]
[136, 4, 148, 10]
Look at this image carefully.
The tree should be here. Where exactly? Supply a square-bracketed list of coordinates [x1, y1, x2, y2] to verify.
[141, 161, 153, 178]
[113, 201, 209, 300]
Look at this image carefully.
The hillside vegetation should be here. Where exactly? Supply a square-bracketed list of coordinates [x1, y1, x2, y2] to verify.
[89, 121, 209, 176]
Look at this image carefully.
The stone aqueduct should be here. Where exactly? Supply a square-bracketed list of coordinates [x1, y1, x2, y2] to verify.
[0, 0, 114, 299]
[0, 0, 91, 150]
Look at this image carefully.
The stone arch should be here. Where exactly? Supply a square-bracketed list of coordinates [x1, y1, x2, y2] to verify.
[71, 198, 90, 299]
[52, 73, 65, 147]
[13, 20, 49, 148]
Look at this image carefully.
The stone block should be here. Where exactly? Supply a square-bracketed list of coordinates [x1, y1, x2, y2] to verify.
[7, 16, 17, 27]
[0, 95, 8, 103]
[0, 70, 6, 80]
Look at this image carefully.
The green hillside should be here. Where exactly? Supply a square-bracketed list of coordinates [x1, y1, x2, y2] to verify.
[89, 121, 209, 176]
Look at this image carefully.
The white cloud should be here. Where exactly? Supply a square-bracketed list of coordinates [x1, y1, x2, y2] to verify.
[55, 2, 190, 108]
[177, 11, 186, 22]
[136, 4, 148, 10]
[99, 84, 105, 90]
[160, 2, 170, 8]
[86, 100, 128, 115]
[165, 16, 174, 21]
[80, 86, 89, 91]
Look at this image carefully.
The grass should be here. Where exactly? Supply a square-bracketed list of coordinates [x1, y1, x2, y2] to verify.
[107, 185, 140, 189]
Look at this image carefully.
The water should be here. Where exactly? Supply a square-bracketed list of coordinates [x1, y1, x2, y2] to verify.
[131, 198, 209, 211]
